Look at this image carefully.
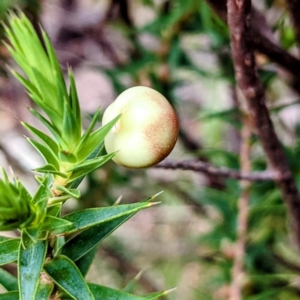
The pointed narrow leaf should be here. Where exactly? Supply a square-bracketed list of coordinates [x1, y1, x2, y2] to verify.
[32, 175, 51, 204]
[76, 115, 121, 161]
[69, 143, 103, 189]
[34, 164, 67, 177]
[61, 213, 137, 261]
[0, 239, 20, 265]
[0, 291, 19, 300]
[76, 245, 98, 277]
[62, 202, 151, 234]
[18, 239, 47, 300]
[123, 271, 143, 294]
[29, 108, 66, 148]
[0, 268, 18, 291]
[43, 255, 94, 300]
[55, 186, 80, 198]
[48, 195, 71, 205]
[68, 69, 81, 128]
[40, 215, 73, 234]
[30, 68, 60, 122]
[42, 30, 67, 111]
[26, 138, 59, 169]
[66, 153, 113, 172]
[46, 203, 62, 217]
[62, 101, 81, 150]
[67, 153, 115, 182]
[58, 150, 77, 163]
[35, 281, 54, 300]
[143, 289, 177, 299]
[31, 196, 48, 226]
[1, 167, 10, 184]
[88, 284, 145, 300]
[22, 122, 59, 153]
[11, 71, 43, 102]
[21, 228, 40, 248]
[75, 109, 101, 154]
[16, 179, 32, 204]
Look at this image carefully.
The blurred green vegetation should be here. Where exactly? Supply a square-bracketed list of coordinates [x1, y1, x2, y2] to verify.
[1, 0, 300, 299]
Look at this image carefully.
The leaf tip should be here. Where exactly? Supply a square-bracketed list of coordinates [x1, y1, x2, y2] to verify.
[150, 190, 164, 200]
[113, 195, 123, 205]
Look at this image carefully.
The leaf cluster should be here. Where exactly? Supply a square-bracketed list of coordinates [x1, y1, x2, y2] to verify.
[0, 12, 169, 300]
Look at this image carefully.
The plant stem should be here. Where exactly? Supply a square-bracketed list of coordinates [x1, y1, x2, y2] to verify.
[229, 110, 251, 300]
[227, 0, 300, 249]
[155, 160, 276, 182]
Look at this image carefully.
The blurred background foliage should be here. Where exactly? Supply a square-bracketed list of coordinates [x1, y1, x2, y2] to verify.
[1, 0, 300, 299]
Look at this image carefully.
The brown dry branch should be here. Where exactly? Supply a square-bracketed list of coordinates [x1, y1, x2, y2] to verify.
[155, 160, 276, 182]
[205, 0, 300, 78]
[229, 112, 252, 300]
[286, 0, 300, 56]
[227, 0, 300, 248]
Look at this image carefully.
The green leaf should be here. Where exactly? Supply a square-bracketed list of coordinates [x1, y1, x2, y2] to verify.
[0, 267, 18, 291]
[46, 203, 62, 218]
[67, 153, 115, 182]
[34, 164, 67, 177]
[35, 281, 54, 300]
[18, 239, 47, 300]
[43, 255, 94, 300]
[60, 195, 159, 260]
[6, 13, 66, 126]
[29, 108, 67, 148]
[58, 150, 78, 164]
[68, 69, 81, 130]
[0, 239, 20, 266]
[0, 235, 10, 242]
[20, 228, 40, 248]
[48, 195, 71, 205]
[32, 175, 51, 204]
[0, 291, 19, 300]
[62, 202, 151, 234]
[62, 100, 81, 150]
[123, 270, 144, 294]
[143, 289, 177, 299]
[55, 186, 81, 198]
[88, 284, 145, 300]
[26, 138, 60, 170]
[61, 214, 137, 261]
[11, 70, 44, 104]
[42, 30, 67, 111]
[69, 143, 104, 190]
[16, 185, 31, 207]
[40, 215, 73, 234]
[0, 167, 10, 185]
[21, 122, 59, 154]
[75, 244, 98, 277]
[75, 109, 101, 154]
[76, 115, 121, 161]
[31, 197, 48, 227]
[29, 67, 60, 124]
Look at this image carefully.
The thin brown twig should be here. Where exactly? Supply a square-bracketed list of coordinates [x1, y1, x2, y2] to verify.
[227, 0, 300, 248]
[154, 160, 276, 182]
[206, 0, 300, 78]
[229, 110, 252, 300]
